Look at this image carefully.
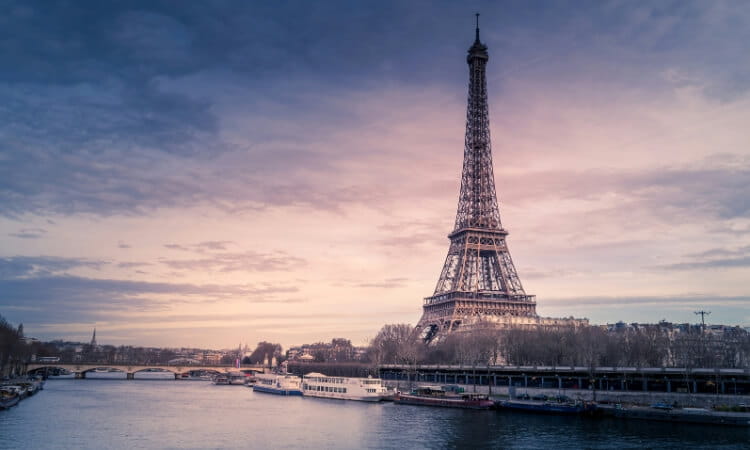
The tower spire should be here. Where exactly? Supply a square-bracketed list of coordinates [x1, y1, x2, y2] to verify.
[475, 13, 480, 42]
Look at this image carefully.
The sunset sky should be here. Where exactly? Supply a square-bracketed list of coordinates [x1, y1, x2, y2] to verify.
[1, 1, 749, 349]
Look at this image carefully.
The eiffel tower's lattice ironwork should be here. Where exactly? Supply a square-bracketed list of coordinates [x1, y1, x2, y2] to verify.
[416, 16, 537, 343]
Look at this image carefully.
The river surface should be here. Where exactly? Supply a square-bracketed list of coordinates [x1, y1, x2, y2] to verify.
[2, 374, 749, 449]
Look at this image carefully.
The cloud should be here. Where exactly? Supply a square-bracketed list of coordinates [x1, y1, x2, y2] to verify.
[193, 241, 233, 251]
[685, 245, 750, 260]
[8, 228, 46, 239]
[544, 294, 750, 307]
[164, 241, 235, 252]
[660, 257, 750, 271]
[160, 250, 306, 273]
[0, 256, 107, 279]
[0, 274, 301, 326]
[521, 268, 583, 280]
[1, 1, 749, 345]
[1, 1, 746, 220]
[354, 278, 409, 289]
[164, 243, 189, 251]
[117, 262, 151, 269]
[502, 160, 750, 222]
[656, 244, 750, 270]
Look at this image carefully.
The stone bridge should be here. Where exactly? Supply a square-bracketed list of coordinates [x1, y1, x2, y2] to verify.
[26, 363, 266, 380]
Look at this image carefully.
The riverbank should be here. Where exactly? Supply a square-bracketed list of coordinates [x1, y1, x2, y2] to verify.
[384, 381, 750, 409]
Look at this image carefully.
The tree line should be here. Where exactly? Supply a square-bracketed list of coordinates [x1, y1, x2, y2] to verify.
[6, 315, 749, 373]
[367, 322, 750, 369]
[1, 314, 31, 377]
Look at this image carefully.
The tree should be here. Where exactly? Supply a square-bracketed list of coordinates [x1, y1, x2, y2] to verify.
[0, 315, 25, 377]
[369, 324, 419, 365]
[247, 342, 283, 365]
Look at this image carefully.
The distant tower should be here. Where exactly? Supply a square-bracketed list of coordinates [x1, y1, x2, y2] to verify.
[90, 328, 97, 347]
[416, 16, 537, 342]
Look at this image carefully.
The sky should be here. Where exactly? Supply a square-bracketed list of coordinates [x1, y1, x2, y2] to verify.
[1, 0, 749, 349]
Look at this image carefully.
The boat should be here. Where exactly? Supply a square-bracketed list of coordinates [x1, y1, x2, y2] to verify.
[213, 374, 231, 385]
[598, 403, 750, 427]
[180, 370, 212, 381]
[650, 402, 673, 410]
[252, 373, 303, 396]
[227, 372, 247, 385]
[302, 373, 391, 402]
[394, 386, 494, 410]
[2, 385, 28, 400]
[0, 389, 21, 410]
[24, 383, 37, 396]
[496, 398, 594, 415]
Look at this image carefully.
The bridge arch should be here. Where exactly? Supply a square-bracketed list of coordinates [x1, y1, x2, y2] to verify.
[131, 367, 181, 375]
[27, 365, 67, 375]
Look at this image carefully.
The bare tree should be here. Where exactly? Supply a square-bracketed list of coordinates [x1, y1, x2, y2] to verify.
[370, 324, 419, 365]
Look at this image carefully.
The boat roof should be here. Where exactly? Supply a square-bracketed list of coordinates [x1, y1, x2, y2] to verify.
[415, 385, 445, 392]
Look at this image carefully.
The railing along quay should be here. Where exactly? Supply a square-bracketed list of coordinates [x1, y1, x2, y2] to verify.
[379, 364, 750, 395]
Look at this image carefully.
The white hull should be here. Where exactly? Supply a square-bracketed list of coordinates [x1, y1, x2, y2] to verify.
[303, 391, 383, 402]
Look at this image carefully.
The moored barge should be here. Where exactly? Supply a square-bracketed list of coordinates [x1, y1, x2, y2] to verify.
[496, 398, 594, 415]
[394, 386, 493, 410]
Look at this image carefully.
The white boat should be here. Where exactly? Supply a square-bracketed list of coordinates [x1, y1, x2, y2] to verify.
[212, 372, 246, 385]
[302, 373, 390, 402]
[213, 374, 230, 385]
[179, 370, 214, 381]
[228, 372, 247, 385]
[252, 373, 303, 396]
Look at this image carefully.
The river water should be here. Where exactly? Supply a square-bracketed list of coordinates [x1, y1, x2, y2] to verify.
[1, 374, 748, 449]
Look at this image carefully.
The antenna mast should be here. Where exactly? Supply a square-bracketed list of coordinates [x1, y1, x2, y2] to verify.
[694, 310, 711, 334]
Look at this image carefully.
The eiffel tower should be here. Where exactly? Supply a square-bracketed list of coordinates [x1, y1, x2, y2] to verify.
[416, 16, 538, 342]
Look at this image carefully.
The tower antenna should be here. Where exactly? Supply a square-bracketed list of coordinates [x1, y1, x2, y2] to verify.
[475, 13, 480, 41]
